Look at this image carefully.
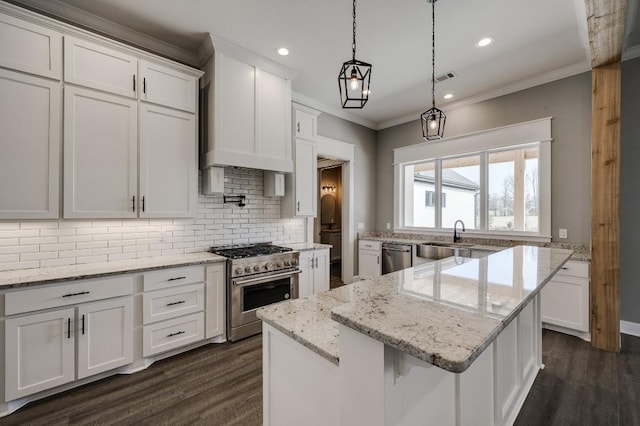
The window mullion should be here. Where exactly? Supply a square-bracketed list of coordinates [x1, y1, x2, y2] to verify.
[480, 153, 488, 231]
[514, 150, 526, 231]
[435, 159, 442, 230]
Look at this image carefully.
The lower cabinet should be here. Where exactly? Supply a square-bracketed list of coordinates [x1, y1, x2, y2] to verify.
[541, 260, 590, 335]
[5, 295, 133, 400]
[299, 249, 330, 297]
[358, 240, 382, 280]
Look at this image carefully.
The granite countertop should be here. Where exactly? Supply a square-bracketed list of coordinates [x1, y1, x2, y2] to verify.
[359, 233, 590, 261]
[286, 242, 333, 252]
[258, 245, 573, 373]
[0, 252, 226, 288]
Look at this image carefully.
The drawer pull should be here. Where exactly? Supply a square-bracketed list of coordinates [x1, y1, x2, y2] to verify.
[561, 267, 569, 270]
[81, 314, 85, 335]
[67, 318, 71, 339]
[167, 330, 185, 338]
[62, 291, 90, 298]
[167, 276, 186, 282]
[166, 300, 186, 307]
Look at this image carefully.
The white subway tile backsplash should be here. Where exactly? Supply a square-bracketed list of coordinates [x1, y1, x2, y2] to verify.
[0, 167, 306, 271]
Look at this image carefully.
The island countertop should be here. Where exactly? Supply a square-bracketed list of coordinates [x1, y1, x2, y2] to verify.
[257, 245, 573, 372]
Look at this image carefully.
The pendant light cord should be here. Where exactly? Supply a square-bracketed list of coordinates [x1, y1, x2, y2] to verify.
[352, 0, 357, 61]
[431, 0, 436, 109]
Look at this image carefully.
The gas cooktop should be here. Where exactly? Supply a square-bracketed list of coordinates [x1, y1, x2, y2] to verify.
[209, 243, 292, 259]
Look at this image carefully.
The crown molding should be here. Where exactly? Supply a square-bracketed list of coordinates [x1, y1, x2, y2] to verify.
[377, 60, 591, 130]
[291, 92, 377, 130]
[5, 0, 200, 66]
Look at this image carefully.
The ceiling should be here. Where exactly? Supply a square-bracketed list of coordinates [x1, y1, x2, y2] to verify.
[10, 0, 638, 129]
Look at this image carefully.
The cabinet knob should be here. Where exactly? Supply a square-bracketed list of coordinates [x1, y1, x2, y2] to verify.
[297, 122, 301, 133]
[297, 201, 300, 212]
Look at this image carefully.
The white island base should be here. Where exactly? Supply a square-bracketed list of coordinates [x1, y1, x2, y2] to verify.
[263, 296, 542, 426]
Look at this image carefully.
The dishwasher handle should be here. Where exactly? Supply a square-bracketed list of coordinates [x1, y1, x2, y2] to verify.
[383, 247, 411, 253]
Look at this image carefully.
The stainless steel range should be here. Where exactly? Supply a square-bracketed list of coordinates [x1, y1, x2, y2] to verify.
[209, 243, 300, 342]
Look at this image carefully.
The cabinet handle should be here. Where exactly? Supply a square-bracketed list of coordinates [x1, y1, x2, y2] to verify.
[142, 196, 146, 212]
[132, 195, 136, 212]
[132, 75, 136, 92]
[62, 291, 90, 298]
[143, 77, 146, 94]
[81, 314, 85, 335]
[315, 257, 318, 268]
[377, 256, 380, 264]
[297, 201, 300, 212]
[67, 318, 71, 339]
[167, 330, 185, 338]
[297, 122, 300, 133]
[167, 276, 186, 282]
[166, 300, 186, 306]
[561, 267, 569, 270]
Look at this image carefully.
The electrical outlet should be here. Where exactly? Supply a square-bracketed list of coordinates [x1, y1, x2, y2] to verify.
[357, 222, 364, 230]
[559, 228, 568, 239]
[386, 223, 391, 230]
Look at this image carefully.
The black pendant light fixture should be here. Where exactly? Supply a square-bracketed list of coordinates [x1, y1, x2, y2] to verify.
[338, 0, 371, 109]
[421, 0, 446, 141]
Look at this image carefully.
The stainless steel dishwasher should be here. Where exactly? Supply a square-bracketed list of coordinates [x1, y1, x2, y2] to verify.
[381, 243, 412, 274]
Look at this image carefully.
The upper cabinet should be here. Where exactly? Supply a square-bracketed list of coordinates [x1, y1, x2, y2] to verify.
[0, 13, 62, 79]
[201, 43, 294, 173]
[139, 60, 197, 113]
[64, 36, 138, 99]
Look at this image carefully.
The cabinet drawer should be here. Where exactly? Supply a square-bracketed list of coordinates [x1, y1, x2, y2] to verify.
[143, 283, 204, 325]
[359, 240, 381, 251]
[5, 276, 134, 316]
[143, 266, 205, 291]
[554, 260, 589, 279]
[142, 312, 204, 357]
[0, 14, 62, 79]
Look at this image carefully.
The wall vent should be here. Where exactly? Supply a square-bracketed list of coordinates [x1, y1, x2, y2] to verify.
[434, 71, 456, 83]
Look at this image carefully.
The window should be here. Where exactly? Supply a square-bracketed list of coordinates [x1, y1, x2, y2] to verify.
[393, 118, 551, 240]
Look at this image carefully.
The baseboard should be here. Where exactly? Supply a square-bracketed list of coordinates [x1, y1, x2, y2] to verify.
[620, 320, 640, 337]
[542, 323, 591, 342]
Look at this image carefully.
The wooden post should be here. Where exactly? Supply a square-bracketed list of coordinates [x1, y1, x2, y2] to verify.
[590, 62, 621, 352]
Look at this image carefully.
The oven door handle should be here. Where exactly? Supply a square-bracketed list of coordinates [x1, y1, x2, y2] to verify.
[232, 269, 301, 287]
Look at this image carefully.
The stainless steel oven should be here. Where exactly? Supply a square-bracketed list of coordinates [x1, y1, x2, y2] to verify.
[210, 243, 300, 342]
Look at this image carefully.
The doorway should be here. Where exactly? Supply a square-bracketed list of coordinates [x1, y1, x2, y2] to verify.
[316, 159, 344, 288]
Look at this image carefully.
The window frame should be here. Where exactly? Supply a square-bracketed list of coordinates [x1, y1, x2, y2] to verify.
[393, 118, 552, 242]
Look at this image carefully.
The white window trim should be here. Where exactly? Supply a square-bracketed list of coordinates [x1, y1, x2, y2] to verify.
[393, 117, 552, 242]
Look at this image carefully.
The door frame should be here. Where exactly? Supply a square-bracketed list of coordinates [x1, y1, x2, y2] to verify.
[314, 136, 355, 284]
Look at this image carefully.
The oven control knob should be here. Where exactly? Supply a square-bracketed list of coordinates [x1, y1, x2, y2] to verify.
[253, 265, 260, 272]
[234, 267, 243, 275]
[244, 266, 252, 273]
[283, 259, 290, 266]
[266, 262, 275, 271]
[284, 293, 290, 299]
[291, 258, 298, 266]
[276, 262, 282, 268]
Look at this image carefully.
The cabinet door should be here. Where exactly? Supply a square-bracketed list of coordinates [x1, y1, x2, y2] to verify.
[312, 249, 330, 294]
[256, 69, 291, 162]
[139, 103, 197, 218]
[64, 36, 137, 98]
[541, 277, 589, 332]
[0, 13, 62, 79]
[359, 250, 381, 279]
[0, 69, 60, 219]
[5, 308, 75, 400]
[298, 251, 314, 298]
[295, 139, 317, 216]
[140, 60, 197, 113]
[294, 109, 316, 140]
[205, 263, 226, 339]
[77, 297, 133, 379]
[64, 86, 138, 218]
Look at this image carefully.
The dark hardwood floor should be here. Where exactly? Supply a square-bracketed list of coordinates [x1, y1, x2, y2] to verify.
[0, 330, 638, 425]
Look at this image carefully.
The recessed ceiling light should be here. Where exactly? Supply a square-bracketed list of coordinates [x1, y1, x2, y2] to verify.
[443, 93, 453, 99]
[476, 37, 494, 48]
[277, 47, 289, 56]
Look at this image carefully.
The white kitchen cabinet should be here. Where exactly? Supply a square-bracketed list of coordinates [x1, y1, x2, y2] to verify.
[282, 139, 317, 217]
[0, 13, 62, 79]
[541, 260, 590, 336]
[77, 297, 134, 380]
[64, 36, 137, 98]
[205, 263, 226, 339]
[201, 49, 293, 173]
[264, 171, 285, 197]
[143, 312, 205, 357]
[5, 308, 76, 401]
[293, 106, 318, 141]
[359, 240, 382, 280]
[0, 69, 60, 219]
[63, 85, 138, 218]
[298, 249, 330, 297]
[139, 60, 197, 113]
[139, 103, 197, 218]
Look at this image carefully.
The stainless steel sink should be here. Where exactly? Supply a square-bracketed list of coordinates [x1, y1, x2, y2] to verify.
[416, 244, 472, 260]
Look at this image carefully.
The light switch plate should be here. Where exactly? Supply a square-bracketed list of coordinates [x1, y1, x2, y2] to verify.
[357, 222, 364, 230]
[559, 228, 568, 239]
[386, 223, 391, 229]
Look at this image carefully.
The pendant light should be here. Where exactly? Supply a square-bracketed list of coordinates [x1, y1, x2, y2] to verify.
[421, 0, 446, 140]
[338, 0, 372, 109]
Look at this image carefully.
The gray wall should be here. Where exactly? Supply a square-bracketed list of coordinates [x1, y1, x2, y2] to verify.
[621, 57, 640, 324]
[317, 113, 378, 233]
[375, 72, 592, 244]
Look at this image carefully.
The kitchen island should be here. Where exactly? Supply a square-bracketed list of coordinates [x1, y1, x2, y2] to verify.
[257, 245, 573, 426]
